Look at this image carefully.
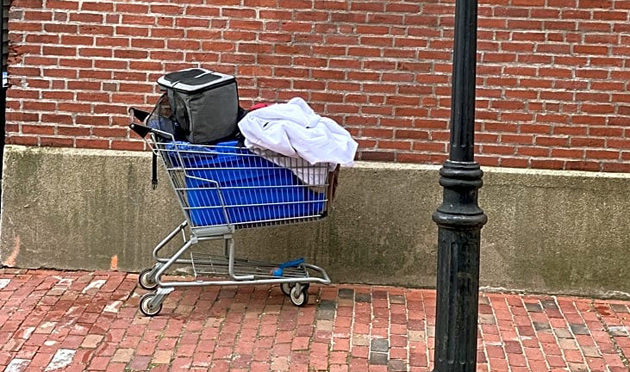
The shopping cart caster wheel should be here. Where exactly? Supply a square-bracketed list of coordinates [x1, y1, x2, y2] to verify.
[281, 282, 295, 296]
[289, 285, 309, 307]
[138, 267, 158, 290]
[139, 293, 163, 317]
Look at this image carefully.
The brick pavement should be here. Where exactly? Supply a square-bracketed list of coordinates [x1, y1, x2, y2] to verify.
[1, 269, 630, 372]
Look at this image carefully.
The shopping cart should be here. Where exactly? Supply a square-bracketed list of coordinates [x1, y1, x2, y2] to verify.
[129, 109, 333, 316]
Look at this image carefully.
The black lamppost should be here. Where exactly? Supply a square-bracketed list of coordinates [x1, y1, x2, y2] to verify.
[431, 0, 487, 370]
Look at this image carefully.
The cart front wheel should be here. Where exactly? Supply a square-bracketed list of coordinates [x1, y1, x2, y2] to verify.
[138, 267, 158, 290]
[289, 285, 309, 307]
[280, 282, 295, 296]
[139, 293, 163, 317]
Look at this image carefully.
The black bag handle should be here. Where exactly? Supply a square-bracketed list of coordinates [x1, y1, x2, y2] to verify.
[129, 121, 173, 190]
[152, 152, 158, 190]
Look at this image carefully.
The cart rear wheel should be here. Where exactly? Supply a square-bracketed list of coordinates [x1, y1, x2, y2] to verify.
[139, 293, 163, 317]
[280, 282, 295, 296]
[138, 267, 158, 290]
[289, 285, 309, 307]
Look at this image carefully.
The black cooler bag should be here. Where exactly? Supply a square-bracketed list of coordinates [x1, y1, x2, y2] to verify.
[158, 68, 240, 144]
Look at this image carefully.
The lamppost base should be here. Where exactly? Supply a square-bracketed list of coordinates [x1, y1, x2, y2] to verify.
[432, 160, 487, 372]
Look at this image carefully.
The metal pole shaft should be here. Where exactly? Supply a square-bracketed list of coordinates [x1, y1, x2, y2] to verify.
[431, 0, 487, 370]
[449, 0, 478, 163]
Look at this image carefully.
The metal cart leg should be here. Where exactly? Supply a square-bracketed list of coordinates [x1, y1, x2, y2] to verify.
[154, 238, 195, 287]
[225, 236, 255, 281]
[153, 221, 188, 261]
[138, 221, 188, 290]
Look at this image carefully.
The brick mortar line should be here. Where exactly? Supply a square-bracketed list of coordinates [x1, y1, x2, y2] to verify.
[553, 296, 590, 370]
[227, 289, 248, 370]
[347, 288, 356, 366]
[495, 295, 526, 370]
[368, 288, 375, 365]
[571, 298, 605, 370]
[386, 291, 391, 365]
[403, 290, 410, 370]
[590, 300, 630, 370]
[328, 288, 339, 370]
[506, 295, 540, 371]
[423, 292, 432, 370]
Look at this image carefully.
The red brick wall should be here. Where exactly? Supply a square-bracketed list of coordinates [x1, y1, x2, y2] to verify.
[5, 0, 630, 172]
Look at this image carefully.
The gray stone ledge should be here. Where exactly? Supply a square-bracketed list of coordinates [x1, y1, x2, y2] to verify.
[2, 145, 630, 298]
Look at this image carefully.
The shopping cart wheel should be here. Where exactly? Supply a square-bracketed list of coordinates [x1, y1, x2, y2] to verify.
[139, 293, 163, 317]
[289, 285, 309, 307]
[280, 282, 295, 296]
[138, 267, 158, 290]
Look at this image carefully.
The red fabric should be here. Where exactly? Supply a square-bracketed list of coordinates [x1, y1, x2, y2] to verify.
[249, 103, 272, 111]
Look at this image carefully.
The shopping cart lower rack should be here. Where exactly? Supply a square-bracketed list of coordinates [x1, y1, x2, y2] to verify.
[129, 115, 334, 316]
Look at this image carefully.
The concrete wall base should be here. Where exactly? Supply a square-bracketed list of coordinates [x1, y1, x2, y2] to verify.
[2, 145, 630, 298]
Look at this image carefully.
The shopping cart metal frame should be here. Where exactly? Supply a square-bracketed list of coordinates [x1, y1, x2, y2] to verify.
[129, 110, 332, 316]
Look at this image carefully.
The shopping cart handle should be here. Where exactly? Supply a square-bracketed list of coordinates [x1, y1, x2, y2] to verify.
[129, 122, 153, 138]
[129, 122, 174, 142]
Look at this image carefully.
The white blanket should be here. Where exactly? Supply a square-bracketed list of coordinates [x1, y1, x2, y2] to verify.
[238, 97, 358, 168]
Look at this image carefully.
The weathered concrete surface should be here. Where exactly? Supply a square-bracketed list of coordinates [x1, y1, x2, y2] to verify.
[2, 145, 630, 298]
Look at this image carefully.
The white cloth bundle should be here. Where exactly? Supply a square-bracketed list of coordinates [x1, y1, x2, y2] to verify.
[238, 97, 358, 166]
[238, 97, 358, 185]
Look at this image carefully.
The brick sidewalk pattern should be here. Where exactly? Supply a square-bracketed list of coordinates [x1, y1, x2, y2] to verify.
[1, 269, 630, 372]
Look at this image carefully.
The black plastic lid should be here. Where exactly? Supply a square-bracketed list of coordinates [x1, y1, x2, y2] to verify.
[158, 68, 235, 93]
